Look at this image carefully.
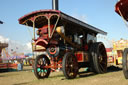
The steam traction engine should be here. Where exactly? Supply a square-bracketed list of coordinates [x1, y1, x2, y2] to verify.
[115, 0, 128, 79]
[18, 1, 107, 79]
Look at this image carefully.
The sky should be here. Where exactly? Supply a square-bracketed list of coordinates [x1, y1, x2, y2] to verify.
[0, 0, 128, 53]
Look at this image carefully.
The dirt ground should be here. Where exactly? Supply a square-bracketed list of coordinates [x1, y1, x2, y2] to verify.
[0, 66, 128, 85]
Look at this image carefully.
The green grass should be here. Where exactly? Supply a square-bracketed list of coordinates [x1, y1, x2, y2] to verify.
[0, 66, 128, 85]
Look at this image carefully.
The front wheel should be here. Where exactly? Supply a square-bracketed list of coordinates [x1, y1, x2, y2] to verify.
[62, 52, 78, 79]
[34, 54, 51, 79]
[123, 48, 128, 79]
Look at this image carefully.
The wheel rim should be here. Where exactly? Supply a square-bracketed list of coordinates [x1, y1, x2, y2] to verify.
[98, 44, 107, 72]
[34, 55, 50, 79]
[37, 57, 48, 77]
[65, 54, 78, 78]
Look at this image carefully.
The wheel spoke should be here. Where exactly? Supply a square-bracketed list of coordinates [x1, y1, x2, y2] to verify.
[90, 42, 107, 73]
[100, 61, 106, 66]
[37, 65, 40, 68]
[37, 60, 41, 65]
[69, 57, 77, 77]
[42, 71, 45, 76]
[100, 48, 104, 54]
[34, 55, 51, 79]
[38, 71, 42, 76]
[63, 52, 78, 79]
[99, 63, 105, 71]
[98, 45, 107, 73]
[42, 58, 45, 65]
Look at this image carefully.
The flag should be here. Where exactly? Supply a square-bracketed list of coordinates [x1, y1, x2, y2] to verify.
[0, 20, 3, 24]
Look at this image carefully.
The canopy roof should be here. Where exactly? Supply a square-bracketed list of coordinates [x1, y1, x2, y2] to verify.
[115, 0, 128, 21]
[19, 10, 107, 35]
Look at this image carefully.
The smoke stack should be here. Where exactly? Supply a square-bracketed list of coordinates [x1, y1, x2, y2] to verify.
[52, 0, 59, 10]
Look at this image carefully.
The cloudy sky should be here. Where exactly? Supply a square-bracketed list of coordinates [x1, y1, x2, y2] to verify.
[0, 35, 32, 54]
[0, 0, 127, 52]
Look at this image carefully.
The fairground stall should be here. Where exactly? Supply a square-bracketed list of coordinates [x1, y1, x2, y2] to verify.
[0, 42, 17, 70]
[107, 39, 128, 65]
[112, 39, 128, 65]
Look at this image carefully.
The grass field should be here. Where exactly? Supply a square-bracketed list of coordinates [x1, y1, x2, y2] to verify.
[0, 66, 128, 85]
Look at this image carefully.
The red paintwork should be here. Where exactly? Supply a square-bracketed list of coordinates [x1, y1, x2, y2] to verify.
[35, 25, 54, 47]
[84, 45, 88, 51]
[0, 63, 17, 69]
[75, 52, 84, 62]
[0, 63, 7, 69]
[46, 57, 62, 70]
[48, 45, 57, 54]
[43, 65, 62, 69]
[18, 10, 61, 24]
[115, 0, 128, 21]
[106, 48, 112, 52]
[35, 38, 48, 47]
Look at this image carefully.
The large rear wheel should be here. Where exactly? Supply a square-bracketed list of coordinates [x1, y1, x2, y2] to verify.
[62, 52, 78, 79]
[123, 48, 128, 79]
[90, 42, 107, 73]
[34, 54, 51, 79]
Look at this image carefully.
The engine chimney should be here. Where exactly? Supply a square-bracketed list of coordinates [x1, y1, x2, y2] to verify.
[52, 0, 59, 10]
